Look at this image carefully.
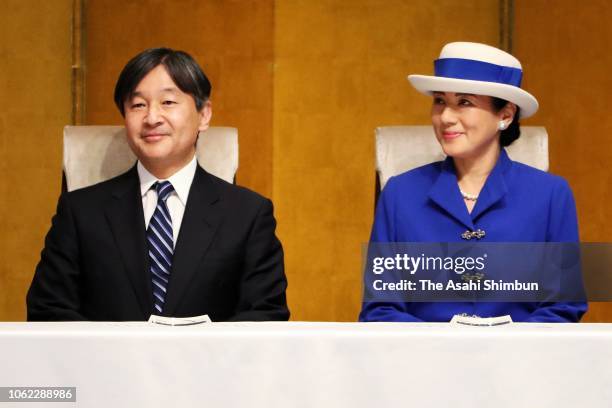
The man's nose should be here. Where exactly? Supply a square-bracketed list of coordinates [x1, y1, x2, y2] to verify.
[144, 104, 162, 125]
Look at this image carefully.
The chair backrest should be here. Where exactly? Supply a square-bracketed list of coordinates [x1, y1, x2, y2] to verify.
[63, 126, 239, 192]
[375, 126, 549, 190]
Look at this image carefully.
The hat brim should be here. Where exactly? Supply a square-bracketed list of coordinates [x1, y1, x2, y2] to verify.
[407, 75, 539, 119]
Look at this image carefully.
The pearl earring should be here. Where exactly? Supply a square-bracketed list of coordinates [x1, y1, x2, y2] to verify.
[499, 121, 506, 130]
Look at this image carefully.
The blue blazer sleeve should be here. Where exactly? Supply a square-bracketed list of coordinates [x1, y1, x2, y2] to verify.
[525, 177, 587, 322]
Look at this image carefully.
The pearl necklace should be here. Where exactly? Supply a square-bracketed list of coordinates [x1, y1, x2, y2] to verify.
[460, 189, 478, 201]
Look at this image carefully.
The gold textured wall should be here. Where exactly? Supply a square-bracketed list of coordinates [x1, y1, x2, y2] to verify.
[274, 0, 499, 320]
[0, 0, 73, 320]
[514, 0, 612, 322]
[85, 0, 275, 198]
[6, 1, 608, 322]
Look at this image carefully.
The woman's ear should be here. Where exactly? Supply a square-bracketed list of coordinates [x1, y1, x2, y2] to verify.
[500, 102, 517, 125]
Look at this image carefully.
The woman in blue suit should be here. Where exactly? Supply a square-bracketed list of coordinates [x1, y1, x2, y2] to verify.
[359, 42, 587, 322]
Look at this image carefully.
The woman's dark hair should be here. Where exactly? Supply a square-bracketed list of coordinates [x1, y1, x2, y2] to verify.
[113, 47, 211, 116]
[492, 97, 521, 147]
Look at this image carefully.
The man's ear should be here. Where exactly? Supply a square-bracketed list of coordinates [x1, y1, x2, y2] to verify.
[198, 100, 212, 132]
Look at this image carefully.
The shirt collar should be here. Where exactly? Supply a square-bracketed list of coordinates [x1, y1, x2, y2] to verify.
[137, 155, 197, 206]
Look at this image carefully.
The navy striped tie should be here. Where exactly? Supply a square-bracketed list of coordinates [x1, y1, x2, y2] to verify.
[147, 181, 174, 314]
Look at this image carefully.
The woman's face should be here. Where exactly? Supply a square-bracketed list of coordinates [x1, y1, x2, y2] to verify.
[431, 92, 509, 160]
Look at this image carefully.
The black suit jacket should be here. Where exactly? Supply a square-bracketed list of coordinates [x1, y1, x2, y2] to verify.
[27, 165, 289, 321]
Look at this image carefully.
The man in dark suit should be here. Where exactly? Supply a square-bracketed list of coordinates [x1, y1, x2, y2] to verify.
[27, 48, 289, 321]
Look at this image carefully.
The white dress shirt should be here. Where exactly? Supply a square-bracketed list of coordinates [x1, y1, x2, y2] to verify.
[137, 156, 197, 247]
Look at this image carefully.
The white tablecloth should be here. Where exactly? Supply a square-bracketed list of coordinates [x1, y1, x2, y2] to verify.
[0, 322, 611, 407]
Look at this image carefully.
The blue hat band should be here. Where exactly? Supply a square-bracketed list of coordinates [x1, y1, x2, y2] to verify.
[434, 58, 523, 87]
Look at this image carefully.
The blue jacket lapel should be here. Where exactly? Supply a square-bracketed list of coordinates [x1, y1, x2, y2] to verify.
[428, 157, 474, 230]
[470, 149, 511, 220]
[428, 149, 512, 229]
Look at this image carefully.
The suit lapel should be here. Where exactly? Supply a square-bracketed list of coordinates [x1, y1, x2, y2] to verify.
[470, 149, 511, 220]
[163, 166, 222, 315]
[428, 157, 474, 230]
[105, 166, 151, 318]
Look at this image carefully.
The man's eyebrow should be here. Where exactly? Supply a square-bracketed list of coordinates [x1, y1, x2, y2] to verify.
[456, 93, 476, 97]
[129, 87, 180, 98]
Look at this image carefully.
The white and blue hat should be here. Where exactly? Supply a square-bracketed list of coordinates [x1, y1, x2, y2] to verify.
[408, 42, 539, 118]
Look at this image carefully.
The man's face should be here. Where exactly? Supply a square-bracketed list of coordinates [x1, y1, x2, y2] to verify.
[123, 65, 212, 178]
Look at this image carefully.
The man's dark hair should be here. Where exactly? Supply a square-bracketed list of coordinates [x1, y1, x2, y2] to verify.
[114, 47, 212, 116]
[492, 97, 521, 147]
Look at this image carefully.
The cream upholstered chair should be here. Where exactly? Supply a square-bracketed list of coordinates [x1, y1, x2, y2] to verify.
[375, 126, 548, 191]
[63, 126, 238, 192]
